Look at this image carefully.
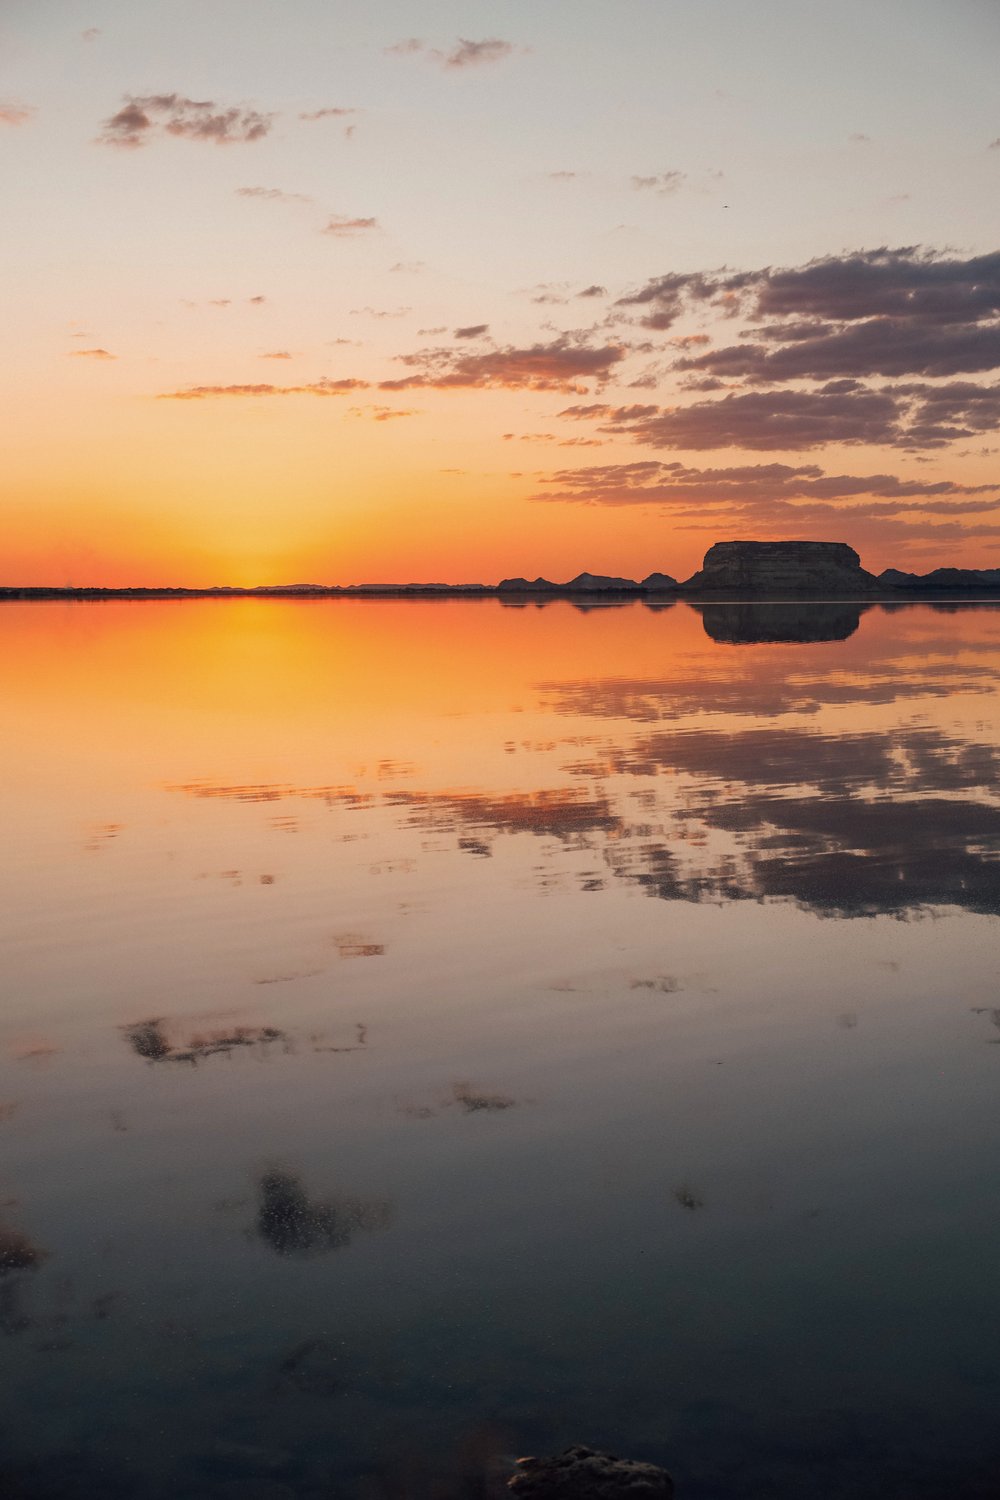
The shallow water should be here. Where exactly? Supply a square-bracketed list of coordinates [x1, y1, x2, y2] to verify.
[3, 597, 1000, 1499]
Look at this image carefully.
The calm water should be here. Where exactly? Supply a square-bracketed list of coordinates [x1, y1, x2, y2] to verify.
[3, 598, 1000, 1500]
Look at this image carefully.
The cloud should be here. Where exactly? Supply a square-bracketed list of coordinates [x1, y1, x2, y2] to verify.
[577, 285, 607, 299]
[351, 306, 410, 319]
[560, 373, 1000, 452]
[631, 171, 686, 195]
[453, 324, 489, 339]
[349, 405, 420, 421]
[259, 351, 293, 360]
[323, 215, 378, 236]
[617, 248, 1000, 362]
[532, 456, 997, 512]
[237, 186, 312, 205]
[548, 170, 578, 181]
[98, 94, 273, 148]
[81, 27, 101, 42]
[299, 107, 357, 121]
[386, 36, 516, 68]
[0, 103, 34, 126]
[989, 138, 1000, 150]
[675, 319, 1000, 382]
[566, 385, 901, 449]
[70, 347, 115, 360]
[248, 295, 267, 305]
[378, 336, 626, 393]
[438, 37, 516, 68]
[159, 378, 370, 400]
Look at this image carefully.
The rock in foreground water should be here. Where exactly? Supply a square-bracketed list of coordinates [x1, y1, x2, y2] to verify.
[509, 1446, 674, 1500]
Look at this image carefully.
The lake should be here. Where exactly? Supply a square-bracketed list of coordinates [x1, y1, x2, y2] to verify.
[3, 597, 1000, 1500]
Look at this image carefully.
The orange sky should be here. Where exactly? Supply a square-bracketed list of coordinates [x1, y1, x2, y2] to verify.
[2, 0, 999, 585]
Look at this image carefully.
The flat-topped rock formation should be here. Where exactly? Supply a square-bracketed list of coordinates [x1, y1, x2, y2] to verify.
[681, 540, 880, 596]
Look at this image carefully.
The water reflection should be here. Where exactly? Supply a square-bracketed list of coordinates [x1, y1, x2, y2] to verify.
[5, 599, 1000, 1500]
[122, 1018, 287, 1064]
[0, 1225, 47, 1277]
[254, 1169, 392, 1256]
[698, 601, 866, 643]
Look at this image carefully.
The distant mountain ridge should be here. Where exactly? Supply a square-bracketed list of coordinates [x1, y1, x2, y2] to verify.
[5, 542, 1000, 600]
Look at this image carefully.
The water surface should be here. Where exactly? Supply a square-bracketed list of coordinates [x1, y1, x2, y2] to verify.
[3, 598, 1000, 1499]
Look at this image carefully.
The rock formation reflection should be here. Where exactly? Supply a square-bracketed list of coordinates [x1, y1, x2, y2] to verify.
[698, 602, 866, 644]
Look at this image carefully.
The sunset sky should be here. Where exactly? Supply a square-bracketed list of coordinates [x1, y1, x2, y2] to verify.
[3, 0, 1000, 585]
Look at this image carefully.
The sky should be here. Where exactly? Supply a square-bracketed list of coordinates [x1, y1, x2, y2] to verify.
[2, 0, 1000, 586]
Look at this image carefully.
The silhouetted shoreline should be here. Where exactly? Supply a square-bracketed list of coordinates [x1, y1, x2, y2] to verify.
[5, 540, 1000, 602]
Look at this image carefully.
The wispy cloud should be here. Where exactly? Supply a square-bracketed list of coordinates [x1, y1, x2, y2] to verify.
[378, 336, 625, 394]
[323, 215, 379, 237]
[237, 186, 312, 205]
[454, 324, 489, 339]
[70, 348, 115, 360]
[386, 37, 517, 69]
[259, 351, 293, 360]
[99, 94, 273, 148]
[159, 378, 370, 400]
[351, 306, 410, 319]
[0, 103, 35, 126]
[534, 456, 997, 508]
[299, 106, 357, 121]
[349, 405, 420, 422]
[631, 171, 686, 195]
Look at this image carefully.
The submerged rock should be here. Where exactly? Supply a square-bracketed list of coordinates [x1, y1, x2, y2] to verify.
[509, 1446, 674, 1500]
[682, 540, 880, 596]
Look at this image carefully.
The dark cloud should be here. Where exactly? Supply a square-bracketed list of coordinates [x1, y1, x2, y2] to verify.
[237, 186, 312, 205]
[99, 93, 273, 148]
[378, 336, 625, 394]
[577, 285, 607, 299]
[556, 381, 1000, 451]
[454, 324, 490, 339]
[159, 378, 370, 400]
[676, 321, 1000, 382]
[631, 171, 686, 195]
[323, 215, 378, 236]
[617, 248, 1000, 385]
[598, 385, 899, 449]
